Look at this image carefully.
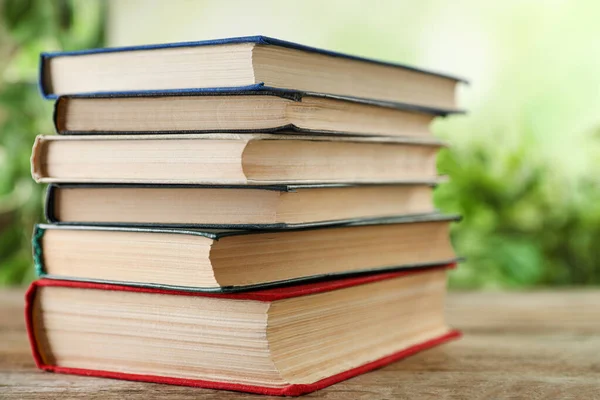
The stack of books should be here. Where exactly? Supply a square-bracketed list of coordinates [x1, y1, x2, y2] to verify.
[27, 36, 465, 396]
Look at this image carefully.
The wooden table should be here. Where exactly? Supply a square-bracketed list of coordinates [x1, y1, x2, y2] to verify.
[2, 289, 599, 399]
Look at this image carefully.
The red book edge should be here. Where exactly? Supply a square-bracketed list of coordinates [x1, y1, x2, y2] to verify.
[25, 264, 461, 396]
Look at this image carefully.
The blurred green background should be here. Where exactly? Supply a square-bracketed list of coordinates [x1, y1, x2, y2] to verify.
[1, 0, 599, 288]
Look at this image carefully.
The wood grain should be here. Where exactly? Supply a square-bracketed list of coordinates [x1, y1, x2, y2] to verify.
[2, 288, 599, 399]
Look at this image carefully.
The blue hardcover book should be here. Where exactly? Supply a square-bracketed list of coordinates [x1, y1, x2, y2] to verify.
[40, 35, 466, 109]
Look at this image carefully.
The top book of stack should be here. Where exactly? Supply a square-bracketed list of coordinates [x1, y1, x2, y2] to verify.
[40, 35, 465, 112]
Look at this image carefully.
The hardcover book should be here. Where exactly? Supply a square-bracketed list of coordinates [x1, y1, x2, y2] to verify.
[30, 133, 443, 185]
[26, 266, 460, 395]
[39, 35, 465, 109]
[54, 90, 462, 136]
[33, 214, 459, 291]
[44, 183, 439, 228]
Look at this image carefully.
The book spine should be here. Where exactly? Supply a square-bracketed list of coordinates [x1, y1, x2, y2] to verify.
[44, 185, 58, 223]
[31, 225, 46, 277]
[38, 54, 52, 99]
[24, 281, 45, 369]
[30, 136, 45, 183]
[53, 98, 65, 134]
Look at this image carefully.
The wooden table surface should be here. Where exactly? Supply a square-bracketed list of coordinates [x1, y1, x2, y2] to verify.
[2, 288, 599, 399]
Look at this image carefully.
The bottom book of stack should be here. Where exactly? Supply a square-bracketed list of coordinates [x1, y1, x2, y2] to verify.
[26, 265, 459, 396]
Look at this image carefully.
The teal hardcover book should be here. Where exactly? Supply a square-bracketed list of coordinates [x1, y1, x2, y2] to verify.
[33, 213, 460, 292]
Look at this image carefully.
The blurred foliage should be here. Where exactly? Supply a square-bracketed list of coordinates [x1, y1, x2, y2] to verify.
[435, 123, 600, 288]
[0, 0, 105, 285]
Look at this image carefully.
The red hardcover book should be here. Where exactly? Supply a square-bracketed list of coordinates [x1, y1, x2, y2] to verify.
[26, 265, 460, 396]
